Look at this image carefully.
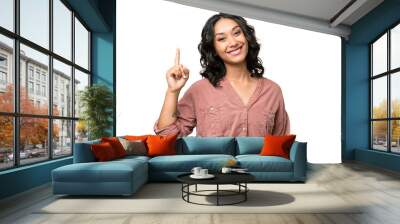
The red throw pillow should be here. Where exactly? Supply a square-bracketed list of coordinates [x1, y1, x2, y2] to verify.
[260, 135, 296, 159]
[146, 134, 178, 157]
[101, 137, 127, 158]
[91, 142, 117, 161]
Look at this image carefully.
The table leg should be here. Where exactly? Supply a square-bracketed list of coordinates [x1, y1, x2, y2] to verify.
[217, 184, 219, 206]
[245, 183, 247, 201]
[195, 184, 197, 192]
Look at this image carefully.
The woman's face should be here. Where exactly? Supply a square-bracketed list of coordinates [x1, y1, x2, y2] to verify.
[213, 18, 248, 65]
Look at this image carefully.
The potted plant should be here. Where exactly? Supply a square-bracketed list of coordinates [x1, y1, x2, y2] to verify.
[79, 84, 114, 140]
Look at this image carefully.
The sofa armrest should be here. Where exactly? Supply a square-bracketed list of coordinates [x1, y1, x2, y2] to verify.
[289, 141, 307, 181]
[73, 140, 100, 163]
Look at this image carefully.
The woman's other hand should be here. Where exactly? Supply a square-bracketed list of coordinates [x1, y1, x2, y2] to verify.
[166, 48, 190, 93]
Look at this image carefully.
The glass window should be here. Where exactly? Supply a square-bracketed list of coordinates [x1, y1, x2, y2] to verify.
[391, 72, 400, 118]
[391, 120, 400, 153]
[74, 69, 89, 118]
[20, 44, 49, 115]
[19, 117, 49, 165]
[372, 34, 387, 76]
[0, 116, 13, 170]
[0, 71, 6, 84]
[42, 85, 46, 97]
[0, 0, 92, 169]
[53, 119, 72, 158]
[28, 81, 34, 93]
[36, 83, 40, 95]
[20, 0, 49, 49]
[74, 17, 89, 70]
[372, 121, 388, 151]
[0, 0, 14, 32]
[28, 67, 34, 79]
[0, 54, 7, 67]
[0, 34, 14, 113]
[391, 24, 400, 70]
[75, 120, 88, 143]
[53, 0, 72, 60]
[372, 77, 387, 119]
[53, 59, 71, 117]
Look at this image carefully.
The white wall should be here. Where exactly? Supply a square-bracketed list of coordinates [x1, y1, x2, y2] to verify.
[116, 0, 341, 163]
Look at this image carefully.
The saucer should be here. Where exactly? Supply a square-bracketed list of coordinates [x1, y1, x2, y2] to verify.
[190, 174, 215, 179]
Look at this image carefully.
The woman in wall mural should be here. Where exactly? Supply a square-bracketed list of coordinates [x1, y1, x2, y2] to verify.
[154, 13, 290, 137]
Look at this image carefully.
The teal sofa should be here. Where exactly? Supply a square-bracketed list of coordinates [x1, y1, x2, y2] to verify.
[52, 137, 307, 196]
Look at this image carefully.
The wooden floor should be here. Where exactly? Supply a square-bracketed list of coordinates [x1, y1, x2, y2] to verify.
[1, 162, 400, 224]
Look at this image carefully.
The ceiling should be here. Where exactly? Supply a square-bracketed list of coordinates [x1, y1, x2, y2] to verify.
[165, 0, 384, 39]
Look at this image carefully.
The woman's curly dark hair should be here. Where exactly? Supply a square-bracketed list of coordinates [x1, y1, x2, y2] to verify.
[198, 13, 264, 87]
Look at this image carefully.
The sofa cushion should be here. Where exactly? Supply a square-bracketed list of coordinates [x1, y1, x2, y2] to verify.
[148, 154, 235, 172]
[176, 137, 236, 155]
[236, 155, 293, 172]
[260, 135, 296, 159]
[52, 158, 147, 183]
[235, 137, 264, 155]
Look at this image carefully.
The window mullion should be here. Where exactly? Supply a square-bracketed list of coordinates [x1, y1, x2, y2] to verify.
[49, 0, 53, 160]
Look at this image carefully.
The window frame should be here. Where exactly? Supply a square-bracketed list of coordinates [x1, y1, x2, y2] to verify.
[0, 0, 92, 171]
[370, 20, 400, 154]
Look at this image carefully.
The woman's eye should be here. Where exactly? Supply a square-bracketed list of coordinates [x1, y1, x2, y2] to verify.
[218, 38, 225, 41]
[234, 31, 241, 35]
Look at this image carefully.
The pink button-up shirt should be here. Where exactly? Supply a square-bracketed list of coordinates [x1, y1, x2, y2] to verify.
[154, 76, 290, 137]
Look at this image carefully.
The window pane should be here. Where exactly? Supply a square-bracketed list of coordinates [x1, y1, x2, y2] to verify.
[53, 0, 72, 60]
[75, 18, 89, 69]
[392, 24, 400, 70]
[0, 0, 13, 31]
[20, 0, 49, 49]
[372, 121, 388, 151]
[20, 117, 49, 165]
[391, 72, 400, 118]
[0, 34, 14, 112]
[20, 44, 49, 115]
[53, 59, 72, 117]
[53, 119, 72, 157]
[372, 77, 387, 119]
[391, 120, 400, 153]
[0, 116, 13, 170]
[74, 69, 89, 118]
[372, 33, 387, 76]
[75, 120, 88, 143]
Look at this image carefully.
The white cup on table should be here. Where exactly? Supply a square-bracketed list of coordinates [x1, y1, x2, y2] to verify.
[191, 167, 202, 176]
[199, 169, 208, 176]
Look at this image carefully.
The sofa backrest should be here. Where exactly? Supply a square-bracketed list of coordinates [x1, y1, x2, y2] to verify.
[73, 139, 100, 163]
[176, 136, 236, 155]
[235, 137, 264, 155]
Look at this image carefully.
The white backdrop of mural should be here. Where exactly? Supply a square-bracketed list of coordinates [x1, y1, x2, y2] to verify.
[116, 0, 341, 163]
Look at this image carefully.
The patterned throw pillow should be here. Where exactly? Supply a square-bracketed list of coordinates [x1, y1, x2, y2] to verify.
[118, 137, 147, 156]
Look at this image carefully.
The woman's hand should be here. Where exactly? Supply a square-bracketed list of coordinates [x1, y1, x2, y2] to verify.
[166, 48, 190, 93]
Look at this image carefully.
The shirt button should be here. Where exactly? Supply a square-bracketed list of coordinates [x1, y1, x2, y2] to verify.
[242, 127, 246, 130]
[210, 107, 214, 111]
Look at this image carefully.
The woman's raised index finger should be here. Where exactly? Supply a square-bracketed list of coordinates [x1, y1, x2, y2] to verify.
[175, 48, 180, 65]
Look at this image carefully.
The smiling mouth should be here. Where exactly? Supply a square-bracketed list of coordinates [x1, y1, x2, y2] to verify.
[227, 46, 242, 56]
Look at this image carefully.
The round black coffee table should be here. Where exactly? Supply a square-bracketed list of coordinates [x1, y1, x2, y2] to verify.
[177, 172, 255, 206]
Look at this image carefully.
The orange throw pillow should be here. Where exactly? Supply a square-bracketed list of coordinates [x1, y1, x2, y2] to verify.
[124, 135, 150, 141]
[146, 134, 178, 157]
[91, 142, 117, 161]
[101, 137, 127, 158]
[260, 135, 296, 159]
